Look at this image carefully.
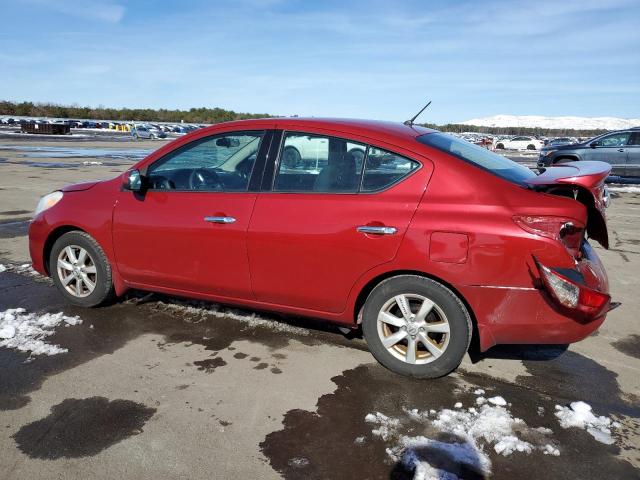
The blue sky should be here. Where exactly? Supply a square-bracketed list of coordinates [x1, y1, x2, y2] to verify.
[1, 0, 639, 123]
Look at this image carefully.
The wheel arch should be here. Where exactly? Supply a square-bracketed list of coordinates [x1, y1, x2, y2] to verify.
[43, 225, 88, 276]
[554, 154, 580, 163]
[353, 269, 478, 331]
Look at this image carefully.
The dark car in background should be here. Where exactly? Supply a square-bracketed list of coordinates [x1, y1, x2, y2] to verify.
[539, 127, 640, 177]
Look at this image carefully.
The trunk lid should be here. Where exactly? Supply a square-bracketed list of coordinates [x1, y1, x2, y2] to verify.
[525, 161, 610, 248]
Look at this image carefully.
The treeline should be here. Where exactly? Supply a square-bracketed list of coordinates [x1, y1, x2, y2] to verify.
[0, 101, 271, 124]
[0, 100, 612, 136]
[420, 122, 608, 138]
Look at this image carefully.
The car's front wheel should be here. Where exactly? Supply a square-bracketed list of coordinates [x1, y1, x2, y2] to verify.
[362, 275, 471, 378]
[49, 231, 115, 307]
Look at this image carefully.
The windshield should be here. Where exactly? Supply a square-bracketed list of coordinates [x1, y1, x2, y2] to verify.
[417, 132, 536, 186]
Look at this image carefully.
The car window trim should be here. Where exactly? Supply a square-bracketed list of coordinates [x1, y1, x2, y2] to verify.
[267, 130, 422, 195]
[143, 129, 270, 193]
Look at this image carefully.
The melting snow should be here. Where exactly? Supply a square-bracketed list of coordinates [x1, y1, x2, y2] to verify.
[154, 300, 309, 336]
[365, 390, 623, 479]
[554, 401, 619, 445]
[0, 264, 6, 273]
[608, 185, 640, 194]
[0, 308, 82, 356]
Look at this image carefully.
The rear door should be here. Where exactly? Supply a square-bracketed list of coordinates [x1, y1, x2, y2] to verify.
[247, 130, 431, 314]
[113, 130, 270, 298]
[625, 132, 640, 177]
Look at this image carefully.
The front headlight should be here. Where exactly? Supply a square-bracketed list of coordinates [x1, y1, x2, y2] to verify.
[35, 191, 63, 216]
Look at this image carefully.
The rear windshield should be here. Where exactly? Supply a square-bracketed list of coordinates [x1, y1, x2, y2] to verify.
[417, 132, 536, 186]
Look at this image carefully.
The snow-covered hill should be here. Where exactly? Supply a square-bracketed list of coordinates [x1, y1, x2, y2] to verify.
[459, 115, 640, 131]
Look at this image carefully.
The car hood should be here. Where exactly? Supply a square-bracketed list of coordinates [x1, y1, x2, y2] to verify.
[525, 161, 611, 248]
[61, 180, 101, 192]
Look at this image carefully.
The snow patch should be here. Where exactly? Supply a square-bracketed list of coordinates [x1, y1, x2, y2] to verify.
[0, 264, 6, 273]
[154, 300, 309, 336]
[487, 396, 507, 406]
[460, 114, 640, 131]
[366, 396, 563, 479]
[608, 185, 640, 194]
[0, 308, 82, 356]
[554, 402, 618, 445]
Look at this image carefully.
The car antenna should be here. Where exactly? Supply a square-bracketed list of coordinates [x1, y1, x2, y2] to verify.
[404, 100, 432, 126]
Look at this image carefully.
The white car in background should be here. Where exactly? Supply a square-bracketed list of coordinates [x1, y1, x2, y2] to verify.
[494, 136, 544, 151]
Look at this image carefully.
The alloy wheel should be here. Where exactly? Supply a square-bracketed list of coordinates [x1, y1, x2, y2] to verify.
[56, 245, 97, 298]
[376, 294, 451, 365]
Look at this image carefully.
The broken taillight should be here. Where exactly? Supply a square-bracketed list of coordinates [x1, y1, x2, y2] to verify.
[513, 215, 584, 258]
[535, 259, 610, 319]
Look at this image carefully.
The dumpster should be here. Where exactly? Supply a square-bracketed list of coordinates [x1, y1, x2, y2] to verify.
[21, 123, 71, 135]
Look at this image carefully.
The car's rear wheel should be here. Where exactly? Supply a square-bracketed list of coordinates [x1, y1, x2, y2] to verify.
[362, 275, 471, 378]
[282, 146, 301, 168]
[495, 143, 504, 149]
[49, 231, 115, 307]
[527, 144, 536, 150]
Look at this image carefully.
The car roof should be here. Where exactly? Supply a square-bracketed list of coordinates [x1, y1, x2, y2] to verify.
[197, 117, 437, 145]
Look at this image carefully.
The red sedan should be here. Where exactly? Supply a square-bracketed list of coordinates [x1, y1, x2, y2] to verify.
[28, 118, 614, 378]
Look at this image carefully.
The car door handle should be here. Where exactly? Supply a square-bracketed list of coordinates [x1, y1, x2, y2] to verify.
[618, 148, 625, 152]
[357, 225, 397, 235]
[204, 216, 236, 224]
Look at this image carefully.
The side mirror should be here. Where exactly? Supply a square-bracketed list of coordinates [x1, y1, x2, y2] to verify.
[123, 169, 143, 191]
[590, 141, 599, 148]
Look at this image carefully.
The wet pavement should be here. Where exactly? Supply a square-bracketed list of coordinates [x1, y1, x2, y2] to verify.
[0, 267, 639, 479]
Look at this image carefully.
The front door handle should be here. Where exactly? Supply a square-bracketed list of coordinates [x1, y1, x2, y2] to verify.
[204, 216, 236, 224]
[618, 148, 625, 152]
[357, 225, 397, 235]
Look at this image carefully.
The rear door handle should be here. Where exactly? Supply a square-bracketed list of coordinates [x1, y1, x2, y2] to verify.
[357, 225, 397, 235]
[204, 216, 236, 224]
[618, 148, 625, 152]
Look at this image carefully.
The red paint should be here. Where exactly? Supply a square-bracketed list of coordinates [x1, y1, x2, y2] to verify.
[28, 118, 613, 351]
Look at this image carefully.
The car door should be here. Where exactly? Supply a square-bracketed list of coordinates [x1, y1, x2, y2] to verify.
[625, 132, 640, 177]
[585, 132, 630, 175]
[112, 130, 270, 298]
[247, 130, 431, 314]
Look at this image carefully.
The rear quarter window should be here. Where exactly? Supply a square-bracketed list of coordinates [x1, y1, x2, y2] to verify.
[417, 132, 536, 186]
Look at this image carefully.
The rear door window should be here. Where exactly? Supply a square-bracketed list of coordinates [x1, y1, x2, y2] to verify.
[274, 133, 366, 193]
[361, 148, 420, 191]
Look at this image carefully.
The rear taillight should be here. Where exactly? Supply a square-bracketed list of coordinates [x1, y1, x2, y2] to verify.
[535, 259, 610, 319]
[513, 215, 584, 258]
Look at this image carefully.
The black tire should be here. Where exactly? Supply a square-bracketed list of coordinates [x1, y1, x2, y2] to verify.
[495, 143, 504, 149]
[362, 275, 472, 378]
[527, 144, 536, 150]
[282, 146, 301, 169]
[49, 231, 115, 307]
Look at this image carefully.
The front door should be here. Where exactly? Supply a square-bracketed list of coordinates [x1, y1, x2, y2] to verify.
[247, 131, 430, 314]
[113, 130, 268, 298]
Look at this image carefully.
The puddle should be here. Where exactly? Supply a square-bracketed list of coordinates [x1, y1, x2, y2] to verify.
[12, 397, 155, 459]
[260, 363, 639, 480]
[612, 335, 640, 360]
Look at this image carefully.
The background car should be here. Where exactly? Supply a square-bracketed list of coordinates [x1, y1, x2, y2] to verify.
[494, 136, 544, 150]
[132, 124, 167, 139]
[539, 127, 640, 176]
